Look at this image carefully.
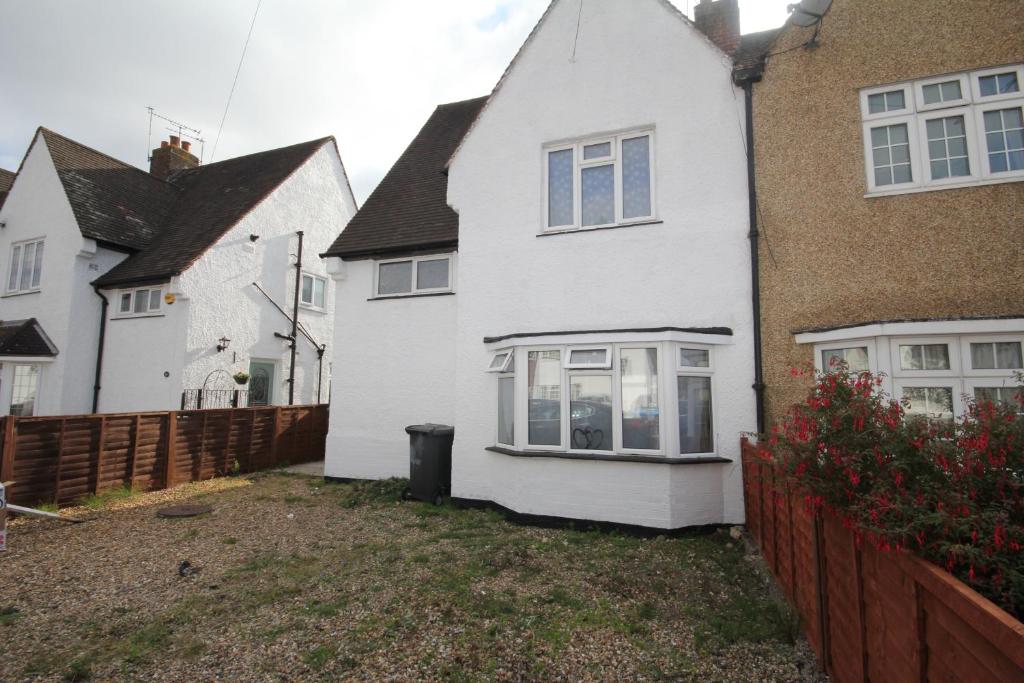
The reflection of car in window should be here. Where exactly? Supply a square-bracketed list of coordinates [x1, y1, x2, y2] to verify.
[529, 398, 561, 445]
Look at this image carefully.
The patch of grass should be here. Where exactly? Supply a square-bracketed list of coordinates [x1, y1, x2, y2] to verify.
[545, 585, 584, 610]
[37, 502, 59, 513]
[303, 645, 336, 670]
[0, 605, 22, 626]
[283, 495, 305, 505]
[181, 528, 200, 541]
[304, 598, 347, 618]
[79, 486, 139, 510]
[328, 478, 408, 508]
[121, 622, 172, 663]
[62, 656, 94, 682]
[223, 537, 238, 545]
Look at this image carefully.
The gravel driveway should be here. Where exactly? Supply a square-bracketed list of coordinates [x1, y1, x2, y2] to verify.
[1, 473, 824, 681]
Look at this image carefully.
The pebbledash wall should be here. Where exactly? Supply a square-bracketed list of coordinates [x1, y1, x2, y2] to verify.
[752, 0, 1024, 419]
[446, 0, 755, 528]
[99, 145, 356, 413]
[322, 257, 457, 480]
[0, 131, 128, 416]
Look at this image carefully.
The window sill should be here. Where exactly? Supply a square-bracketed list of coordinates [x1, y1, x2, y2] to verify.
[299, 304, 326, 314]
[112, 314, 166, 320]
[865, 173, 1024, 198]
[2, 289, 41, 298]
[485, 445, 730, 465]
[537, 219, 663, 237]
[368, 291, 455, 302]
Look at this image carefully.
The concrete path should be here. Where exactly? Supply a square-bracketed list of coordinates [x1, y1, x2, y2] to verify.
[279, 460, 325, 476]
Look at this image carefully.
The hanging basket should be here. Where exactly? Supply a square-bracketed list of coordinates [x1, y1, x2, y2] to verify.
[232, 372, 250, 385]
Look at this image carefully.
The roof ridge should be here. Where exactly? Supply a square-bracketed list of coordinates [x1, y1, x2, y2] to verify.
[189, 136, 332, 172]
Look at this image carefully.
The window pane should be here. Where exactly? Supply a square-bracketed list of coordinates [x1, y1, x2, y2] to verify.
[980, 75, 997, 97]
[975, 386, 1020, 408]
[377, 261, 412, 295]
[489, 352, 509, 371]
[301, 274, 313, 304]
[570, 375, 613, 450]
[583, 142, 611, 159]
[680, 348, 709, 368]
[868, 93, 885, 114]
[30, 242, 43, 288]
[8, 245, 20, 290]
[973, 341, 1024, 369]
[982, 72, 1019, 96]
[872, 124, 912, 186]
[899, 344, 949, 370]
[998, 72, 1019, 93]
[547, 149, 574, 227]
[527, 350, 561, 446]
[886, 90, 905, 110]
[678, 375, 713, 454]
[313, 278, 325, 308]
[416, 258, 449, 290]
[922, 84, 941, 105]
[20, 242, 35, 290]
[622, 135, 652, 219]
[941, 80, 962, 101]
[134, 290, 149, 313]
[10, 364, 40, 417]
[822, 347, 869, 373]
[568, 349, 608, 366]
[581, 164, 615, 226]
[149, 290, 162, 311]
[120, 292, 132, 312]
[903, 386, 954, 423]
[498, 376, 515, 445]
[621, 348, 659, 450]
[926, 116, 970, 179]
[984, 107, 1024, 174]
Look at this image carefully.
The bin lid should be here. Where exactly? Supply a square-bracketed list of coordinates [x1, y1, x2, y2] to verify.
[405, 423, 455, 436]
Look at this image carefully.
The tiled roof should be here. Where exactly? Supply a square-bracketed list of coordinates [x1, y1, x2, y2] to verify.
[94, 137, 330, 287]
[0, 168, 14, 210]
[323, 97, 487, 259]
[0, 318, 58, 357]
[40, 128, 179, 251]
[733, 28, 781, 73]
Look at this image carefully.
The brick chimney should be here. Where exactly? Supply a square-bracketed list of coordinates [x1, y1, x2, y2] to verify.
[694, 0, 741, 55]
[149, 134, 199, 180]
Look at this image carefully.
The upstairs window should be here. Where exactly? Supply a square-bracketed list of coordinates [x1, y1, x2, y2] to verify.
[544, 129, 655, 231]
[300, 273, 327, 309]
[375, 255, 452, 297]
[117, 286, 162, 317]
[860, 64, 1024, 194]
[7, 239, 44, 294]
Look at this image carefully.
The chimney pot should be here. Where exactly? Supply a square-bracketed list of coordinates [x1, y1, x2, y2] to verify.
[181, 140, 191, 152]
[169, 135, 180, 148]
[694, 0, 741, 55]
[160, 140, 169, 148]
[150, 134, 199, 180]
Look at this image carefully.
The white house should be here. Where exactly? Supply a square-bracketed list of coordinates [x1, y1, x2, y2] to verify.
[0, 128, 356, 416]
[324, 0, 764, 530]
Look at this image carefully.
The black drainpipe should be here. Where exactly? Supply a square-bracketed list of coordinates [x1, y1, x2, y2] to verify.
[288, 231, 304, 405]
[316, 344, 325, 404]
[91, 286, 109, 413]
[743, 78, 767, 435]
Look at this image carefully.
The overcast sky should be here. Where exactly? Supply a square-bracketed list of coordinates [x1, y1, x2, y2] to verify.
[0, 0, 791, 203]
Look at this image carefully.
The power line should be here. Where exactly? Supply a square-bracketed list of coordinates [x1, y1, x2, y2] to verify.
[211, 0, 264, 162]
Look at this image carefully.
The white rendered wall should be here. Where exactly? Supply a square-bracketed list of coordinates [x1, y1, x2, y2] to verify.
[99, 144, 356, 413]
[446, 0, 754, 528]
[324, 257, 457, 480]
[0, 132, 128, 416]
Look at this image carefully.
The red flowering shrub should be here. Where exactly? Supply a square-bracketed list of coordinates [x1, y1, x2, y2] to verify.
[758, 364, 1024, 619]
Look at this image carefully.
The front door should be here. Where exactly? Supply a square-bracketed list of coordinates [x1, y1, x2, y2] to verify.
[248, 361, 276, 406]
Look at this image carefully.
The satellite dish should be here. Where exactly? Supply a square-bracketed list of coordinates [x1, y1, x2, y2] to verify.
[788, 0, 832, 27]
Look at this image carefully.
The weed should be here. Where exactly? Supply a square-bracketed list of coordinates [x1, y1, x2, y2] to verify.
[303, 645, 336, 670]
[63, 656, 93, 682]
[0, 605, 22, 626]
[223, 537, 238, 545]
[79, 486, 138, 510]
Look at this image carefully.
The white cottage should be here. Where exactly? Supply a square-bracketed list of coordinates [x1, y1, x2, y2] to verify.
[324, 0, 763, 529]
[0, 128, 356, 416]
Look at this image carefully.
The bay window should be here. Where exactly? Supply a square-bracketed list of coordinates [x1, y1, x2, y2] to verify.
[7, 239, 44, 294]
[489, 341, 719, 458]
[544, 129, 655, 231]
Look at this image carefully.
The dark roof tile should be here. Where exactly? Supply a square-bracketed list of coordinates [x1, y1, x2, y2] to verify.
[733, 28, 781, 72]
[0, 318, 58, 357]
[323, 97, 487, 259]
[0, 168, 13, 210]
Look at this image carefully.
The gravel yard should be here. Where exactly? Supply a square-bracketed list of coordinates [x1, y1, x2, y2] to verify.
[1, 473, 824, 682]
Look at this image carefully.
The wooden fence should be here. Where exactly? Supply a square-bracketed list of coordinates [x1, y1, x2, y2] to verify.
[0, 405, 328, 507]
[740, 438, 1024, 682]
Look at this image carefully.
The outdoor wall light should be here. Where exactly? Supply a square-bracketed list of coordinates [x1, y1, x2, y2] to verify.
[216, 337, 231, 353]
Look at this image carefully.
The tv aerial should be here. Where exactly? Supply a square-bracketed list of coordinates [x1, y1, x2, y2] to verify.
[146, 107, 206, 163]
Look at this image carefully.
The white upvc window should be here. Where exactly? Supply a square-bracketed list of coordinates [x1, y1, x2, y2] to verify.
[490, 342, 719, 458]
[9, 363, 40, 416]
[6, 238, 44, 294]
[300, 272, 327, 310]
[116, 286, 163, 317]
[860, 64, 1024, 195]
[374, 254, 452, 297]
[543, 129, 655, 232]
[816, 340, 874, 374]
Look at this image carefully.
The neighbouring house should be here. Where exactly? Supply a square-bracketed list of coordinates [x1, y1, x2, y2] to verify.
[324, 0, 769, 529]
[743, 0, 1024, 423]
[0, 169, 14, 209]
[0, 128, 357, 416]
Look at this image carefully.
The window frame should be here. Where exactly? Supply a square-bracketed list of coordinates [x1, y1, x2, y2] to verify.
[373, 254, 454, 297]
[6, 237, 45, 295]
[114, 285, 164, 318]
[914, 73, 970, 112]
[973, 97, 1024, 180]
[9, 362, 42, 417]
[960, 334, 1024, 377]
[891, 336, 960, 378]
[862, 114, 920, 193]
[814, 338, 877, 374]
[496, 365, 516, 449]
[917, 105, 981, 185]
[486, 349, 514, 373]
[970, 65, 1024, 103]
[541, 128, 656, 233]
[860, 84, 913, 121]
[893, 377, 963, 423]
[299, 271, 327, 310]
[676, 344, 716, 456]
[564, 346, 612, 370]
[523, 346, 568, 451]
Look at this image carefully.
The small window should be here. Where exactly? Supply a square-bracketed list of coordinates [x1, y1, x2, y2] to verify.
[119, 292, 132, 313]
[923, 80, 963, 106]
[679, 348, 710, 369]
[868, 89, 907, 115]
[983, 107, 1024, 174]
[300, 273, 327, 309]
[565, 348, 611, 369]
[979, 72, 1020, 98]
[375, 256, 452, 297]
[822, 346, 870, 373]
[487, 351, 513, 373]
[970, 341, 1023, 370]
[10, 363, 40, 416]
[899, 343, 950, 371]
[116, 287, 162, 317]
[974, 386, 1021, 409]
[902, 386, 955, 424]
[870, 124, 913, 186]
[6, 239, 44, 294]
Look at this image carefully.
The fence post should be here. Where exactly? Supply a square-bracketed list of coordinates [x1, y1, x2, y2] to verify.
[913, 580, 928, 682]
[164, 411, 177, 490]
[853, 537, 869, 682]
[128, 414, 141, 490]
[53, 418, 68, 504]
[180, 392, 185, 410]
[269, 407, 282, 467]
[813, 514, 832, 674]
[1, 417, 16, 488]
[231, 390, 239, 408]
[95, 415, 107, 495]
[196, 390, 203, 410]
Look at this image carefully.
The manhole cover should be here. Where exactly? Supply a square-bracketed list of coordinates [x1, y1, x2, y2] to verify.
[157, 504, 213, 518]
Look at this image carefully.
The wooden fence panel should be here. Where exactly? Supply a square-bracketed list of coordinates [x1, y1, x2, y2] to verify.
[739, 438, 1024, 682]
[3, 405, 328, 507]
